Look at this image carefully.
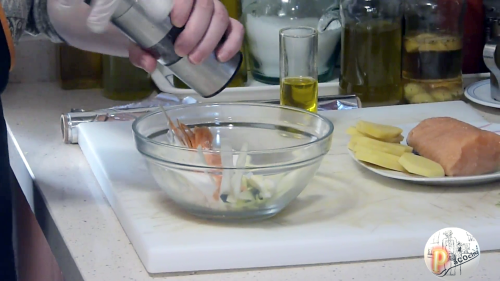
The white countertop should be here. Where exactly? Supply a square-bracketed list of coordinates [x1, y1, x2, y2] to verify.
[2, 82, 500, 281]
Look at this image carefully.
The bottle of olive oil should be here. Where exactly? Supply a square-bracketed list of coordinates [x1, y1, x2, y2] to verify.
[57, 44, 103, 90]
[280, 77, 318, 113]
[173, 0, 248, 89]
[102, 55, 153, 101]
[339, 20, 403, 106]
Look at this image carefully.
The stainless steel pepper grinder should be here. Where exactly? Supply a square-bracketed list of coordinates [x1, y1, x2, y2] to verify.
[87, 0, 243, 98]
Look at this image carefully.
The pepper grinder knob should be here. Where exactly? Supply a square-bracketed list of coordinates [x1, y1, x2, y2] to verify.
[87, 0, 242, 98]
[484, 37, 500, 102]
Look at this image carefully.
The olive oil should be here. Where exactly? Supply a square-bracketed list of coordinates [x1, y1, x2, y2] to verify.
[280, 77, 318, 113]
[173, 0, 247, 89]
[340, 21, 403, 106]
[102, 55, 153, 101]
[57, 44, 103, 90]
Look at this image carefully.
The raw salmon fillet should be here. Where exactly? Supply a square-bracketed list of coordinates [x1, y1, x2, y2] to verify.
[407, 117, 500, 176]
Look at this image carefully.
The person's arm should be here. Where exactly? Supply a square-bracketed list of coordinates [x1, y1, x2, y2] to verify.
[31, 0, 130, 57]
[26, 0, 64, 44]
[0, 0, 127, 57]
[0, 0, 31, 45]
[6, 0, 244, 73]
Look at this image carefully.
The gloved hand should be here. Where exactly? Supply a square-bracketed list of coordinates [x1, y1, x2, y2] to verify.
[48, 0, 245, 73]
[88, 0, 245, 68]
[168, 0, 245, 64]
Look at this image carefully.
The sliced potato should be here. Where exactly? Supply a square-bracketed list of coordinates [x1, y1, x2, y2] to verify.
[356, 120, 403, 140]
[348, 140, 357, 151]
[354, 147, 407, 172]
[385, 135, 404, 143]
[355, 136, 413, 154]
[354, 142, 406, 157]
[346, 126, 365, 137]
[350, 135, 361, 144]
[348, 126, 403, 143]
[398, 153, 445, 178]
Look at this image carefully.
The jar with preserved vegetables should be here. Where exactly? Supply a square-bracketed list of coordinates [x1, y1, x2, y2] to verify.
[402, 0, 466, 104]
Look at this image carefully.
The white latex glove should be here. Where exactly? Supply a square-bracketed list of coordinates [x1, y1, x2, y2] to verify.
[48, 0, 245, 73]
[47, 0, 131, 57]
[87, 0, 245, 65]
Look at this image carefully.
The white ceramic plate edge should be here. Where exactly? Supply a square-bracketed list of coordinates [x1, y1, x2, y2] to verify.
[465, 79, 500, 109]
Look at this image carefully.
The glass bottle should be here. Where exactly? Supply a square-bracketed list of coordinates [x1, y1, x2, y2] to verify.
[339, 0, 403, 107]
[102, 55, 153, 101]
[402, 0, 466, 104]
[57, 44, 103, 90]
[242, 0, 341, 85]
[173, 0, 248, 89]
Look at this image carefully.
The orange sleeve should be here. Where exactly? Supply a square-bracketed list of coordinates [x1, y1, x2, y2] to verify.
[0, 2, 15, 71]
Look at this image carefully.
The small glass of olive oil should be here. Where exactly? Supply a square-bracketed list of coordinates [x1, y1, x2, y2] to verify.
[279, 27, 319, 113]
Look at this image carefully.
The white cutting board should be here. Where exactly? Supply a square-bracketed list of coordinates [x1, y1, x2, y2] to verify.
[78, 101, 500, 274]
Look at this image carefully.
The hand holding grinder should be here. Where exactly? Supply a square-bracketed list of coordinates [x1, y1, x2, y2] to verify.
[86, 0, 243, 98]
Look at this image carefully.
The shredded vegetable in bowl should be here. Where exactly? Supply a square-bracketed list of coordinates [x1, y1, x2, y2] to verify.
[156, 106, 313, 211]
[133, 103, 334, 220]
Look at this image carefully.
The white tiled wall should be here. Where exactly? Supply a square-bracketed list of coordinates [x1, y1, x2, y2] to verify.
[10, 35, 58, 84]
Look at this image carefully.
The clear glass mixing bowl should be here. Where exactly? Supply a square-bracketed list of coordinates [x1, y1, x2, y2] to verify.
[132, 103, 334, 222]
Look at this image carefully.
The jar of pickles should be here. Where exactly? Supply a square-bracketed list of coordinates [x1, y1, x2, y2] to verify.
[402, 0, 466, 104]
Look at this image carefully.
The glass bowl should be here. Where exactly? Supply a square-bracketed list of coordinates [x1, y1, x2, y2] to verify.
[132, 103, 334, 222]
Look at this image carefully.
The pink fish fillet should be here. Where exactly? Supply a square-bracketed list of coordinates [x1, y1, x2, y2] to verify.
[406, 117, 500, 177]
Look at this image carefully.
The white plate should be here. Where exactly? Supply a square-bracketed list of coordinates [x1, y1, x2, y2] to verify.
[465, 79, 500, 109]
[348, 121, 500, 186]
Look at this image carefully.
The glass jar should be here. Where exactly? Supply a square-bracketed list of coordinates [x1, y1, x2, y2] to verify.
[57, 44, 103, 90]
[173, 0, 248, 89]
[102, 55, 153, 101]
[339, 0, 403, 107]
[402, 0, 466, 104]
[242, 0, 342, 85]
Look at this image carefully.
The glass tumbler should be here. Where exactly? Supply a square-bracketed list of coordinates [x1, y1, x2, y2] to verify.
[242, 0, 341, 85]
[279, 27, 319, 113]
